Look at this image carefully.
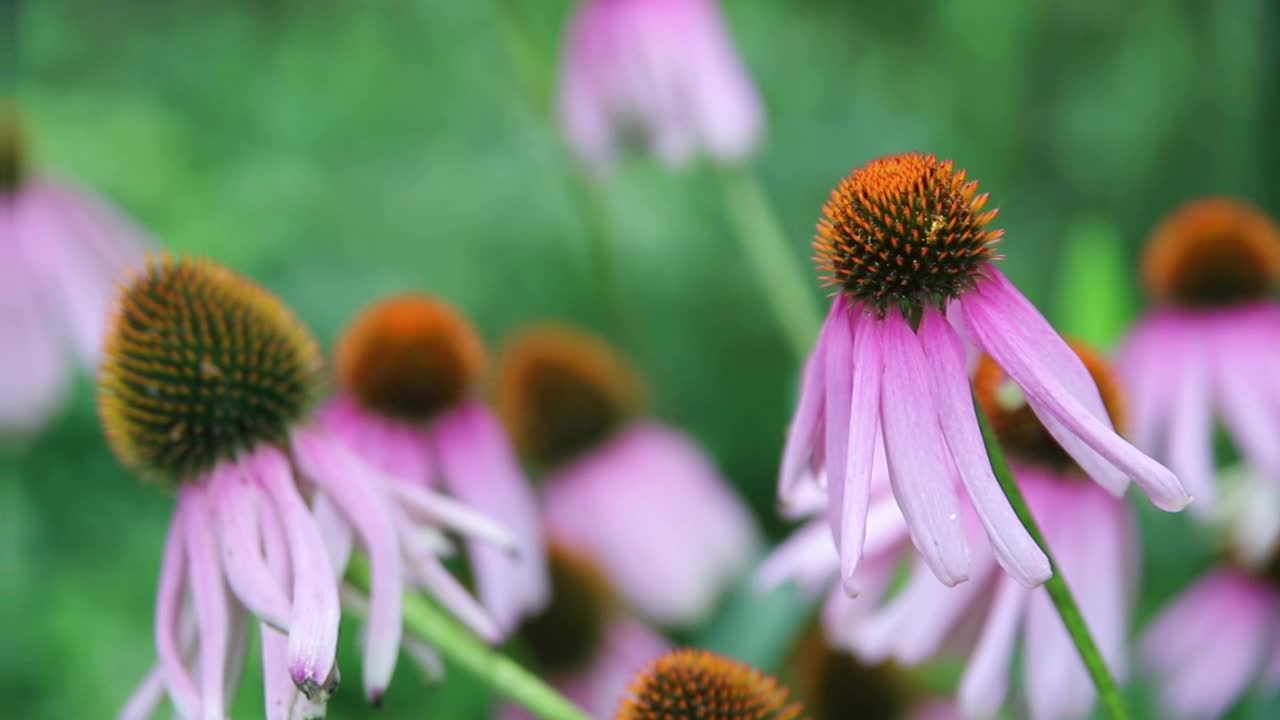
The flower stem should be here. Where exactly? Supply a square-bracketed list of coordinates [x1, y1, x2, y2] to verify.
[345, 558, 590, 720]
[973, 400, 1131, 720]
[715, 167, 821, 359]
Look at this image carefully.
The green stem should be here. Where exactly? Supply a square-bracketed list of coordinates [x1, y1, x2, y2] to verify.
[973, 400, 1131, 720]
[715, 167, 821, 359]
[346, 559, 590, 720]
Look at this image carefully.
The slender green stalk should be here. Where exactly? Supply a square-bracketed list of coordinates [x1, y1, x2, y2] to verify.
[973, 400, 1131, 720]
[716, 167, 821, 359]
[346, 559, 590, 720]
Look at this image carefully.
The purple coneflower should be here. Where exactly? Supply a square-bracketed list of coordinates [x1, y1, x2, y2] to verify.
[556, 0, 764, 172]
[615, 648, 804, 720]
[320, 294, 549, 638]
[103, 258, 345, 719]
[498, 542, 671, 720]
[496, 324, 760, 626]
[2, 104, 146, 433]
[780, 152, 1186, 591]
[1118, 197, 1280, 512]
[1140, 471, 1280, 719]
[765, 342, 1139, 720]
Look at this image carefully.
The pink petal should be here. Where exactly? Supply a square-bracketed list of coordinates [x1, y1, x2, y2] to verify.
[0, 249, 69, 434]
[1166, 339, 1216, 513]
[821, 296, 855, 550]
[387, 479, 518, 552]
[753, 519, 837, 596]
[259, 489, 301, 720]
[212, 464, 291, 631]
[777, 299, 832, 506]
[150, 502, 200, 720]
[180, 484, 230, 720]
[879, 312, 969, 586]
[958, 574, 1028, 718]
[394, 504, 501, 644]
[310, 493, 353, 578]
[918, 307, 1049, 586]
[851, 556, 988, 663]
[1116, 314, 1177, 453]
[1215, 322, 1280, 477]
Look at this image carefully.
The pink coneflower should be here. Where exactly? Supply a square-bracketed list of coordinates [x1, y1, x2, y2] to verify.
[2, 104, 146, 434]
[102, 258, 345, 719]
[556, 0, 764, 172]
[615, 648, 805, 720]
[1140, 471, 1280, 719]
[320, 294, 549, 638]
[1118, 197, 1280, 512]
[498, 543, 671, 720]
[766, 342, 1139, 720]
[496, 325, 760, 626]
[780, 152, 1187, 592]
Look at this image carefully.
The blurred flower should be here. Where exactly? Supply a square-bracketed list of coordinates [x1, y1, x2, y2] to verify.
[497, 543, 670, 720]
[1, 104, 146, 434]
[556, 0, 764, 172]
[1141, 469, 1280, 719]
[321, 294, 549, 639]
[766, 342, 1139, 720]
[497, 324, 759, 626]
[615, 648, 804, 720]
[1118, 197, 1280, 514]
[103, 259, 342, 719]
[781, 152, 1186, 593]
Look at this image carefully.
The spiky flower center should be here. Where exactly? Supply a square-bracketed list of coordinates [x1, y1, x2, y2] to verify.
[496, 325, 638, 468]
[520, 543, 616, 674]
[617, 649, 805, 720]
[98, 258, 322, 482]
[1143, 198, 1280, 307]
[1, 103, 24, 193]
[974, 340, 1124, 472]
[815, 152, 1001, 313]
[336, 295, 486, 422]
[787, 624, 909, 720]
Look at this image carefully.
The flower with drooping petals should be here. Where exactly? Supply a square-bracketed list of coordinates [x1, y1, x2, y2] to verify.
[781, 152, 1187, 593]
[767, 341, 1140, 720]
[320, 294, 549, 638]
[616, 648, 805, 720]
[497, 324, 759, 626]
[1118, 197, 1280, 513]
[557, 0, 764, 172]
[105, 258, 343, 719]
[1141, 470, 1280, 719]
[2, 104, 147, 434]
[498, 542, 671, 720]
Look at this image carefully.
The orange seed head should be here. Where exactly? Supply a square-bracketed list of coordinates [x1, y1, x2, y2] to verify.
[617, 648, 806, 720]
[519, 542, 618, 674]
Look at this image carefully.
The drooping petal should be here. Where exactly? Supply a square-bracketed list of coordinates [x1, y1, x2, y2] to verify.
[117, 663, 167, 720]
[1165, 337, 1216, 512]
[395, 504, 502, 644]
[1116, 314, 1177, 453]
[310, 493, 353, 577]
[292, 427, 404, 701]
[962, 271, 1190, 510]
[851, 556, 988, 663]
[822, 296, 855, 549]
[388, 479, 518, 552]
[777, 301, 830, 506]
[213, 464, 291, 631]
[958, 574, 1028, 718]
[252, 446, 340, 698]
[1215, 321, 1280, 477]
[259, 489, 301, 720]
[0, 239, 69, 434]
[433, 402, 549, 636]
[753, 519, 837, 596]
[879, 312, 969, 586]
[180, 484, 230, 720]
[918, 308, 1049, 586]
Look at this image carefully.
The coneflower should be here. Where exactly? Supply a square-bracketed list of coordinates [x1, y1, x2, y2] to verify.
[781, 152, 1187, 591]
[499, 543, 670, 720]
[1140, 470, 1280, 719]
[556, 0, 763, 172]
[1118, 197, 1280, 512]
[103, 258, 340, 720]
[1, 103, 146, 434]
[616, 648, 805, 720]
[320, 294, 548, 637]
[497, 324, 759, 626]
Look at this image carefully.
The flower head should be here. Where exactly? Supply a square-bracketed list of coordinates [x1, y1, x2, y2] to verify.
[99, 258, 321, 480]
[616, 649, 805, 720]
[2, 103, 147, 435]
[1119, 197, 1280, 513]
[816, 153, 1000, 313]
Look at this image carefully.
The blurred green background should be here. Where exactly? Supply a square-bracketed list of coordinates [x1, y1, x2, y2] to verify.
[5, 0, 1279, 717]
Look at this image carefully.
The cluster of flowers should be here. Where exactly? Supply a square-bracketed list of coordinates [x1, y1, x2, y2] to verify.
[6, 0, 1280, 719]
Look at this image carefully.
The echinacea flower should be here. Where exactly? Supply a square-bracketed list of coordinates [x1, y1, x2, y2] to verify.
[1141, 471, 1280, 719]
[1118, 197, 1280, 512]
[498, 543, 671, 720]
[781, 152, 1187, 592]
[615, 648, 804, 720]
[767, 341, 1140, 720]
[320, 294, 549, 637]
[2, 104, 146, 434]
[497, 324, 759, 626]
[103, 258, 343, 720]
[556, 0, 764, 172]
